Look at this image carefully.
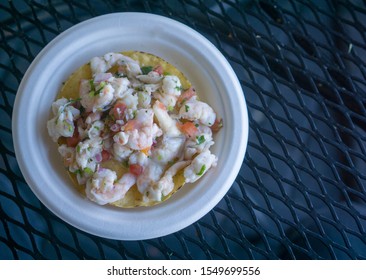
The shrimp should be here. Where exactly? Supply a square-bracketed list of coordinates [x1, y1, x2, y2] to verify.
[136, 71, 163, 84]
[152, 75, 182, 108]
[93, 72, 113, 83]
[183, 150, 217, 183]
[79, 79, 114, 112]
[47, 98, 80, 142]
[85, 168, 136, 205]
[179, 97, 216, 127]
[90, 52, 141, 78]
[152, 135, 186, 164]
[154, 160, 192, 199]
[136, 159, 164, 199]
[153, 100, 182, 137]
[183, 124, 214, 160]
[122, 109, 155, 150]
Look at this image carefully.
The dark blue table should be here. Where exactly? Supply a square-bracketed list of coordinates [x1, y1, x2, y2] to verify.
[1, 0, 366, 259]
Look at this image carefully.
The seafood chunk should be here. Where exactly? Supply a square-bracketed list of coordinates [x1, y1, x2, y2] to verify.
[86, 168, 136, 205]
[47, 98, 80, 142]
[184, 150, 217, 183]
[179, 97, 216, 127]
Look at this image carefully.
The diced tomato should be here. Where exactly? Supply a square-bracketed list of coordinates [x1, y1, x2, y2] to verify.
[153, 65, 164, 75]
[177, 87, 196, 105]
[211, 118, 223, 132]
[123, 119, 140, 131]
[129, 164, 143, 176]
[66, 127, 79, 147]
[112, 102, 127, 120]
[178, 121, 198, 137]
[101, 150, 111, 162]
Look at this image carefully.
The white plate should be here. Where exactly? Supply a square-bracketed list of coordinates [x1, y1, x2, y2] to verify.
[12, 13, 248, 240]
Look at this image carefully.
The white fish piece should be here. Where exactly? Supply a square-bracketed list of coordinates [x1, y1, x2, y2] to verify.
[109, 77, 130, 99]
[179, 97, 216, 127]
[153, 100, 181, 137]
[162, 75, 181, 96]
[47, 98, 80, 142]
[154, 160, 192, 199]
[113, 142, 133, 161]
[87, 120, 104, 140]
[184, 150, 217, 183]
[75, 137, 103, 171]
[152, 135, 186, 165]
[136, 159, 164, 197]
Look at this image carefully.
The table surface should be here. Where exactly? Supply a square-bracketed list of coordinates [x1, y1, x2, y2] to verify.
[1, 0, 366, 260]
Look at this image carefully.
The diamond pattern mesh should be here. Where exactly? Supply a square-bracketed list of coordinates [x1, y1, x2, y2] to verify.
[1, 0, 366, 259]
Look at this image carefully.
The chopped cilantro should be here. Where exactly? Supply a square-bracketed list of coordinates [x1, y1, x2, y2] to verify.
[157, 154, 163, 161]
[196, 165, 206, 176]
[89, 80, 95, 91]
[185, 105, 190, 112]
[175, 85, 182, 91]
[196, 135, 205, 145]
[167, 105, 174, 112]
[195, 123, 199, 127]
[76, 145, 81, 153]
[83, 167, 93, 175]
[141, 66, 153, 75]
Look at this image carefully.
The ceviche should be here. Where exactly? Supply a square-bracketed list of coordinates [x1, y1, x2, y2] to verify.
[47, 51, 222, 207]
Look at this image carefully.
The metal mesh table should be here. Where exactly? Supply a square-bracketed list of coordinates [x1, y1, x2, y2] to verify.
[1, 0, 366, 259]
